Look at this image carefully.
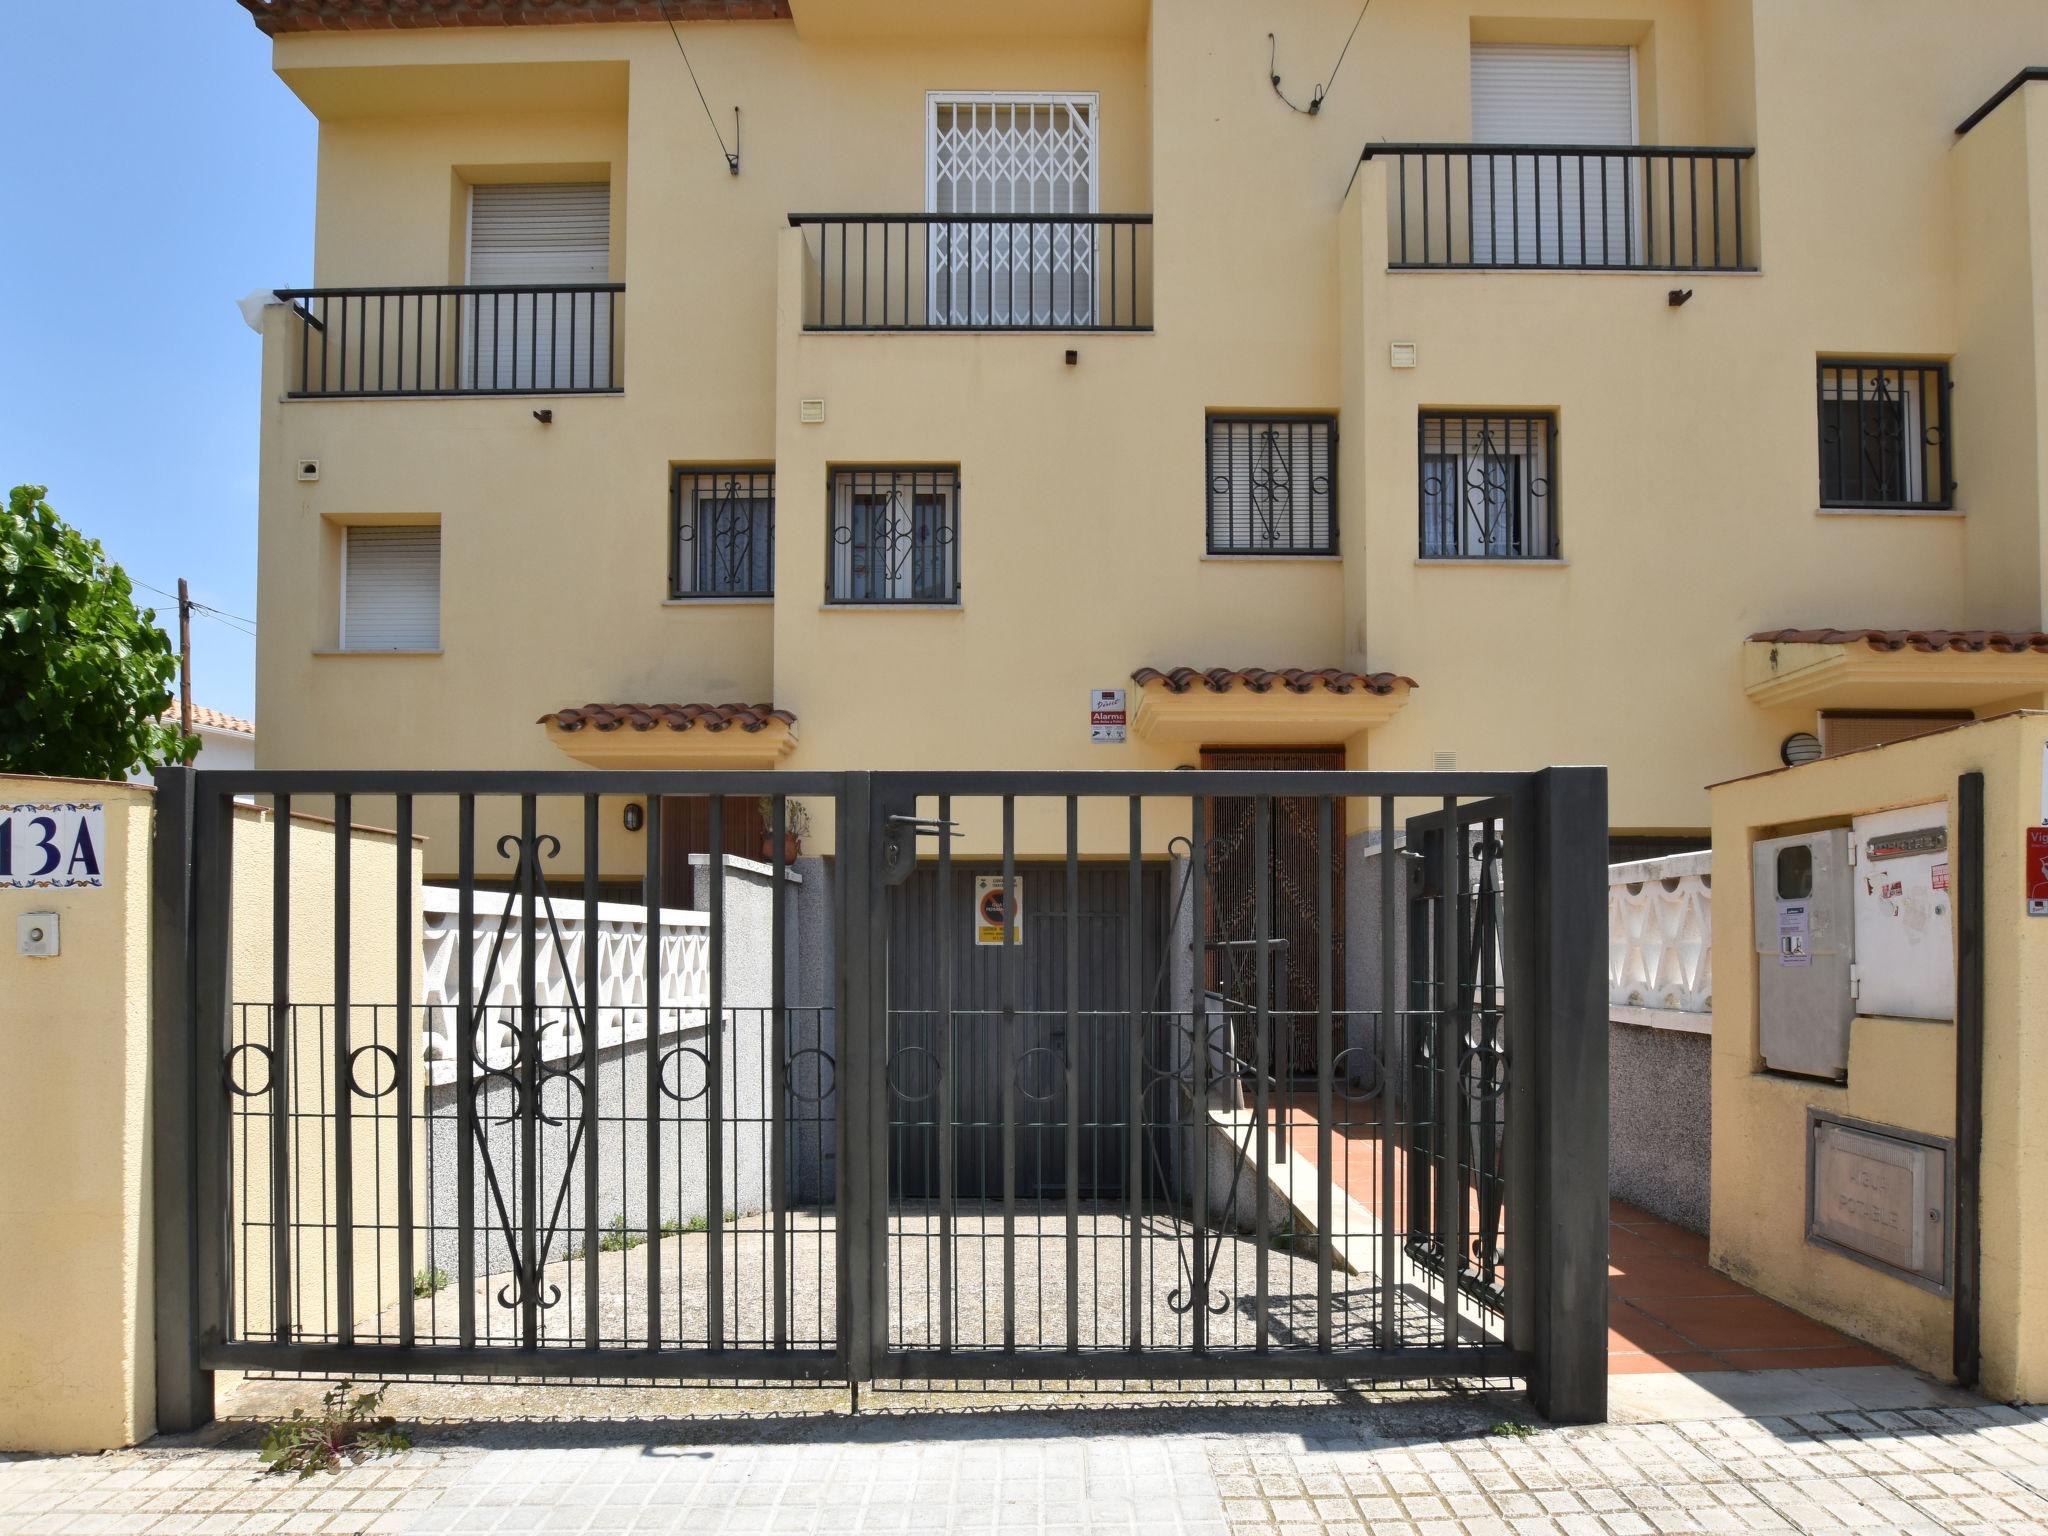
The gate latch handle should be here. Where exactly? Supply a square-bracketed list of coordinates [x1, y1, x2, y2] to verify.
[880, 813, 960, 885]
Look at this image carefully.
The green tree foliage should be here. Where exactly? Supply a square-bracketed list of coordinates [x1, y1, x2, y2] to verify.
[1, 485, 194, 779]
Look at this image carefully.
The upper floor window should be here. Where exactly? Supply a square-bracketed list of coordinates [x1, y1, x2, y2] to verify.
[928, 94, 1098, 327]
[1470, 44, 1636, 266]
[1420, 411, 1557, 560]
[341, 525, 440, 651]
[1206, 415, 1337, 556]
[671, 468, 774, 599]
[465, 181, 615, 392]
[828, 468, 960, 605]
[1817, 361, 1952, 510]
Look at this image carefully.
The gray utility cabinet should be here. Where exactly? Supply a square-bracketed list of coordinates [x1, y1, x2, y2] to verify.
[1752, 829, 1856, 1080]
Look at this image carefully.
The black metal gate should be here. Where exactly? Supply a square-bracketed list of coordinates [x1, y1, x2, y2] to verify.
[151, 766, 1608, 1428]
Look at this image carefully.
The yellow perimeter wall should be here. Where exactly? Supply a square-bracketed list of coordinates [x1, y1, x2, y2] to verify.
[1708, 715, 2048, 1402]
[0, 776, 419, 1454]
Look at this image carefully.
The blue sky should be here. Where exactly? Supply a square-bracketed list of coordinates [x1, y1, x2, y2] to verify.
[1, 2, 314, 722]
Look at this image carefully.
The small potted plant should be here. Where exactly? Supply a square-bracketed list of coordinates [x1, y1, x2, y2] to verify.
[758, 796, 810, 863]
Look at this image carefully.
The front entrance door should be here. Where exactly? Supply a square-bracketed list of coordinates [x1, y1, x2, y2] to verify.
[1201, 748, 1348, 1073]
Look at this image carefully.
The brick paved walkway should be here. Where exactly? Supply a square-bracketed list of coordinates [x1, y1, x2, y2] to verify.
[4, 1392, 2045, 1535]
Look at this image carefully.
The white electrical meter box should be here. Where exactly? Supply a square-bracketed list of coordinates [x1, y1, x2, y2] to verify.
[1850, 803, 1956, 1021]
[1752, 828, 1856, 1079]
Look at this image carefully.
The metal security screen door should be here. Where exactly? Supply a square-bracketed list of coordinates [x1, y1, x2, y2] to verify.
[927, 93, 1099, 326]
[153, 767, 1607, 1427]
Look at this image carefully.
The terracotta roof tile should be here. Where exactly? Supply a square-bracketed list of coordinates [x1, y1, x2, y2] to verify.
[238, 0, 789, 34]
[162, 705, 256, 735]
[538, 702, 794, 734]
[1749, 628, 2048, 654]
[1130, 666, 1416, 696]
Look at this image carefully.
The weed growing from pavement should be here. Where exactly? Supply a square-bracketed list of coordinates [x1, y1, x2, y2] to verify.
[259, 1382, 411, 1477]
[411, 1266, 449, 1298]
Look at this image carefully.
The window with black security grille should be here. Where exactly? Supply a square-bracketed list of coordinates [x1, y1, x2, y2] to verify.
[671, 468, 775, 598]
[1419, 411, 1558, 560]
[1817, 361, 1952, 510]
[1206, 415, 1337, 556]
[827, 467, 961, 604]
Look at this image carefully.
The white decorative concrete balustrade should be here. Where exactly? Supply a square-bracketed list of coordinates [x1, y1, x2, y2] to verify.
[417, 886, 711, 1084]
[1608, 851, 1712, 1033]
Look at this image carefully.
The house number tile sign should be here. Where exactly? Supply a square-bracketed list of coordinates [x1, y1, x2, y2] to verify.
[1, 801, 107, 889]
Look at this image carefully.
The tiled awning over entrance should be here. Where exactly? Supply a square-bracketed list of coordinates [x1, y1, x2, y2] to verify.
[1128, 666, 1416, 747]
[536, 702, 796, 768]
[1744, 628, 2048, 711]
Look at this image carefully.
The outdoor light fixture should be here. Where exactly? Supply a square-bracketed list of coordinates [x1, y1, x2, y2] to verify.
[1065, 349, 1079, 366]
[1668, 288, 1694, 308]
[533, 409, 554, 425]
[1780, 731, 1824, 767]
[623, 802, 645, 832]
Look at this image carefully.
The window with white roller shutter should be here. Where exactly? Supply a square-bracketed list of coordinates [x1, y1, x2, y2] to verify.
[464, 182, 614, 390]
[1469, 44, 1637, 265]
[341, 526, 441, 652]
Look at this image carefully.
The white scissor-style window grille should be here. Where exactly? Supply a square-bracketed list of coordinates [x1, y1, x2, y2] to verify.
[927, 93, 1099, 327]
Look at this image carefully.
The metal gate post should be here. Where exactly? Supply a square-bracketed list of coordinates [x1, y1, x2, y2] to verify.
[150, 765, 214, 1432]
[836, 773, 882, 1383]
[1525, 766, 1608, 1424]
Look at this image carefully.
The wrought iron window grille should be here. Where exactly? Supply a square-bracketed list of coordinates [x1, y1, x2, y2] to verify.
[827, 467, 962, 605]
[1816, 360, 1954, 511]
[1418, 411, 1558, 560]
[671, 468, 776, 599]
[1206, 414, 1338, 557]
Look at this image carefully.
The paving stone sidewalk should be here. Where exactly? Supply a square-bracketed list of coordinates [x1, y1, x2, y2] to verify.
[3, 1393, 2046, 1536]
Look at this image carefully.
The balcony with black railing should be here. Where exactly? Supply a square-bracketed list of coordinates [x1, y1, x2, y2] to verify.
[274, 284, 624, 398]
[788, 214, 1152, 332]
[1362, 145, 1756, 273]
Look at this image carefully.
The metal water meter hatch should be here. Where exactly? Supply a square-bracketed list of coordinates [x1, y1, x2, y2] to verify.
[1849, 803, 1956, 1021]
[1752, 828, 1856, 1080]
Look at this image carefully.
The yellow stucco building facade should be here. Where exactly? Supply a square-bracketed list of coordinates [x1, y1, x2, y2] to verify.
[240, 0, 2048, 875]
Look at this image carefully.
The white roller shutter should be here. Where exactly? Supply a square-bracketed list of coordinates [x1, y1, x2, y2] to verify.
[465, 182, 614, 389]
[1470, 45, 1637, 265]
[342, 526, 441, 651]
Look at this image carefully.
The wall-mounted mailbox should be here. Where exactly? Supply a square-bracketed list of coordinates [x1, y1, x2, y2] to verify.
[1752, 828, 1855, 1079]
[1849, 803, 1955, 1021]
[1807, 1110, 1951, 1291]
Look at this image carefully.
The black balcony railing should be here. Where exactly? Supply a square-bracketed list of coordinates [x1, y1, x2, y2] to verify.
[789, 214, 1152, 332]
[1362, 145, 1756, 273]
[274, 284, 624, 398]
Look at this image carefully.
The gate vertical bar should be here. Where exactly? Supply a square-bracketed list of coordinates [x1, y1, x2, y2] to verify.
[1527, 767, 1609, 1422]
[771, 794, 789, 1353]
[394, 795, 415, 1350]
[1253, 796, 1272, 1349]
[1126, 796, 1144, 1352]
[1504, 785, 1539, 1370]
[938, 797, 955, 1354]
[1315, 795, 1333, 1353]
[1000, 795, 1017, 1353]
[583, 795, 601, 1349]
[1189, 795, 1209, 1353]
[333, 793, 355, 1345]
[708, 797, 726, 1353]
[1064, 796, 1080, 1353]
[456, 797, 476, 1348]
[1377, 795, 1398, 1346]
[269, 796, 294, 1344]
[1434, 799, 1460, 1349]
[1953, 771, 1985, 1388]
[518, 795, 539, 1352]
[644, 796, 663, 1348]
[151, 765, 213, 1430]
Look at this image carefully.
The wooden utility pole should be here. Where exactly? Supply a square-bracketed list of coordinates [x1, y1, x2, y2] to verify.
[177, 577, 193, 740]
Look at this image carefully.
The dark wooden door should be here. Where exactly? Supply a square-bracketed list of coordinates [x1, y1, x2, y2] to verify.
[660, 793, 770, 905]
[1200, 748, 1347, 1072]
